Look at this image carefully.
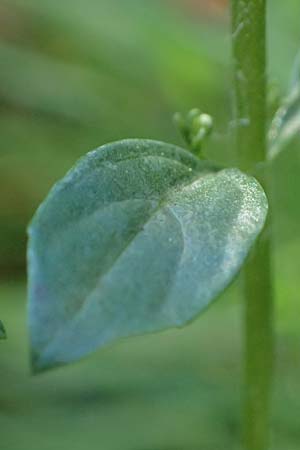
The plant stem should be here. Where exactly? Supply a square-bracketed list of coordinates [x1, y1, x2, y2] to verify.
[231, 1, 274, 450]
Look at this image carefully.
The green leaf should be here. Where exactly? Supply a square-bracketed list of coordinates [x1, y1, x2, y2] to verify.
[0, 320, 6, 339]
[268, 53, 300, 160]
[27, 139, 268, 372]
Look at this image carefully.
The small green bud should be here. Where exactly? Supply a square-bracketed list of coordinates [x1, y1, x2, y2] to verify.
[173, 108, 214, 159]
[187, 108, 201, 123]
[199, 113, 213, 131]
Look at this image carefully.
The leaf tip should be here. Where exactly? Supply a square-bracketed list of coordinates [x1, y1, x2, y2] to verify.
[30, 349, 59, 375]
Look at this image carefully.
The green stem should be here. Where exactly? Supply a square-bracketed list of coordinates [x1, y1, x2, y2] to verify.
[231, 1, 274, 450]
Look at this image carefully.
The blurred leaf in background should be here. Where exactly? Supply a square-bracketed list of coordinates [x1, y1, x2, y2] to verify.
[0, 319, 6, 338]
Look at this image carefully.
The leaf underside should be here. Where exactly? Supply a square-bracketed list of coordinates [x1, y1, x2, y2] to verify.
[28, 139, 268, 372]
[268, 91, 300, 160]
[268, 53, 300, 160]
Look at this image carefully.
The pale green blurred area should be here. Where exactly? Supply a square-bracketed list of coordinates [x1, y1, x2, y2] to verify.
[1, 1, 300, 449]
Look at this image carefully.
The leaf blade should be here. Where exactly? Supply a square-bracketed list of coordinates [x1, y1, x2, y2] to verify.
[28, 139, 268, 372]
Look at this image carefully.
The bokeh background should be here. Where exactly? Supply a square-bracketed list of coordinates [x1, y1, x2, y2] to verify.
[1, 1, 300, 449]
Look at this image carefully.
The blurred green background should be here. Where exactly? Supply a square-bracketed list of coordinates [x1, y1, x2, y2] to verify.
[1, 0, 300, 449]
